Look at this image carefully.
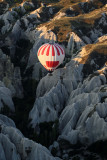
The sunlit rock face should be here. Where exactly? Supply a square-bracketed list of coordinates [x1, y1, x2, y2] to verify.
[0, 115, 61, 160]
[0, 0, 107, 159]
[96, 35, 107, 43]
[66, 32, 85, 57]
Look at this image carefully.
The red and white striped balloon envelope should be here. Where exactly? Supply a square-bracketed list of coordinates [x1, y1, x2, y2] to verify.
[37, 43, 65, 71]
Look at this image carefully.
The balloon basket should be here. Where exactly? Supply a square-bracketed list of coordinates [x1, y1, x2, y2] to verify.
[48, 71, 53, 76]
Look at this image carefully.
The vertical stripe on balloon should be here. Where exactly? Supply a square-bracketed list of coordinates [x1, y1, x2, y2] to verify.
[41, 45, 49, 55]
[38, 45, 44, 56]
[46, 45, 51, 56]
[52, 45, 55, 56]
[38, 44, 47, 56]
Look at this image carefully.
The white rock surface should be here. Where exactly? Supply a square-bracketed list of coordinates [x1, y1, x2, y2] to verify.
[0, 134, 21, 160]
[32, 62, 47, 81]
[36, 61, 83, 98]
[58, 71, 107, 145]
[53, 12, 66, 20]
[0, 84, 14, 111]
[0, 115, 61, 160]
[66, 32, 85, 56]
[0, 49, 23, 98]
[0, 11, 18, 35]
[29, 81, 68, 128]
[0, 114, 16, 127]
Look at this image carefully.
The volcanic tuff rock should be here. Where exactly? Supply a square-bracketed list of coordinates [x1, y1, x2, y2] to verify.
[66, 32, 85, 57]
[0, 0, 107, 159]
[0, 114, 61, 160]
[0, 49, 23, 98]
[0, 82, 14, 112]
[30, 59, 107, 144]
[29, 81, 68, 128]
[59, 67, 107, 145]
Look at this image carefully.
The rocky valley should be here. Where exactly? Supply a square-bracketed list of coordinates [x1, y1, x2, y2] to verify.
[0, 0, 107, 159]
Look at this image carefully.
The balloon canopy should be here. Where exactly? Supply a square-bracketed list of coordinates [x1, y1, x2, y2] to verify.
[37, 43, 65, 71]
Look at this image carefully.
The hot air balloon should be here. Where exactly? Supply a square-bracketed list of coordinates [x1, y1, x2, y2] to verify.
[37, 43, 65, 71]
